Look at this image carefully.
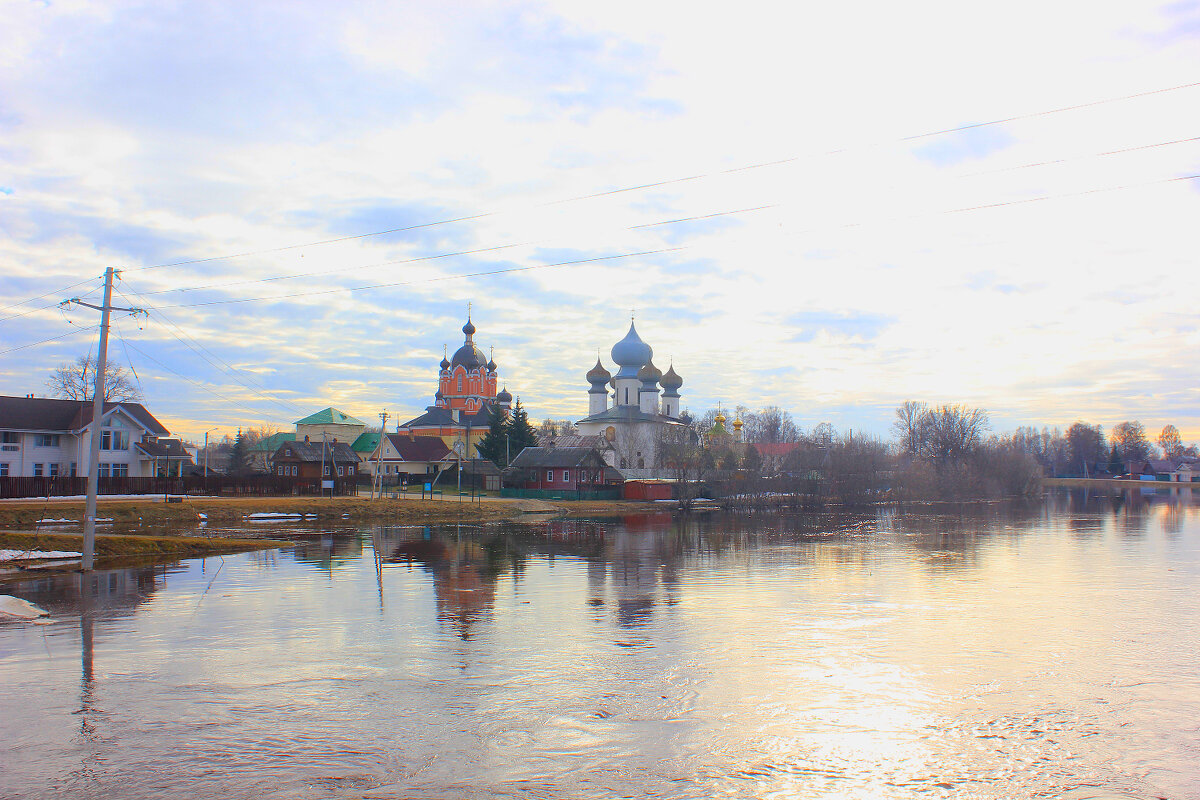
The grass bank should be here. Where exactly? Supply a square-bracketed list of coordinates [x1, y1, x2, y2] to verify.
[0, 530, 289, 558]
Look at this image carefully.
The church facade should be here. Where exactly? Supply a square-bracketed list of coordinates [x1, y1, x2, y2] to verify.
[574, 321, 687, 473]
[398, 317, 513, 459]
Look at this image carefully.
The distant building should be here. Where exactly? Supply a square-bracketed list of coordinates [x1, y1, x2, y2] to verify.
[574, 321, 687, 474]
[271, 439, 359, 493]
[365, 432, 455, 479]
[502, 446, 612, 494]
[0, 395, 188, 478]
[398, 316, 514, 458]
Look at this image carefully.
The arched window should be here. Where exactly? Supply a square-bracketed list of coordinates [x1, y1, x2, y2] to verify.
[457, 375, 463, 391]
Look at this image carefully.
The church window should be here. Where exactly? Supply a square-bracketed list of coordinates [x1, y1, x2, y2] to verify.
[457, 375, 463, 391]
[624, 388, 629, 404]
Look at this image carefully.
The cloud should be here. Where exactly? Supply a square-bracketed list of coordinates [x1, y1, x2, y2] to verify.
[785, 312, 894, 343]
[912, 126, 1016, 166]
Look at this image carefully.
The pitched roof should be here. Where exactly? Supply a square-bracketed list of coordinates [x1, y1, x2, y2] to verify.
[507, 446, 607, 469]
[136, 438, 194, 460]
[272, 440, 359, 463]
[294, 407, 367, 427]
[535, 432, 610, 450]
[385, 434, 453, 462]
[400, 404, 493, 429]
[575, 405, 686, 426]
[0, 395, 169, 436]
[352, 431, 381, 453]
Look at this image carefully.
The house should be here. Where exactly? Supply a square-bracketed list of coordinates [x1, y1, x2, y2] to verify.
[248, 431, 297, 473]
[0, 395, 183, 478]
[364, 433, 455, 480]
[271, 438, 360, 493]
[294, 407, 369, 444]
[502, 446, 612, 496]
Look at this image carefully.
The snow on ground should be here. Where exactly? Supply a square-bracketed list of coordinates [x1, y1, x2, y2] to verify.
[0, 550, 83, 562]
[0, 595, 50, 619]
[35, 518, 76, 524]
[246, 512, 318, 520]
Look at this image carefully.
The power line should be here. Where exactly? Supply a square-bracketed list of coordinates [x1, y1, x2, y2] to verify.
[113, 79, 1200, 275]
[155, 247, 686, 308]
[113, 282, 307, 415]
[0, 275, 101, 316]
[0, 327, 90, 356]
[152, 172, 1199, 310]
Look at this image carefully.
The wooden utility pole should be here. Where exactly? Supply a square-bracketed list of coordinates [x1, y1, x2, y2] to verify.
[65, 267, 142, 571]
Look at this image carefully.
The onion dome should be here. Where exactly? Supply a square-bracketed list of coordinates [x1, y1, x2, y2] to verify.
[660, 363, 683, 395]
[496, 386, 513, 404]
[587, 358, 612, 387]
[638, 359, 662, 392]
[439, 355, 451, 371]
[487, 358, 497, 373]
[733, 417, 744, 432]
[611, 322, 652, 379]
[462, 318, 476, 336]
[451, 316, 486, 369]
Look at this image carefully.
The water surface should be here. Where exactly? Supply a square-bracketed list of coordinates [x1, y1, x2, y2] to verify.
[2, 489, 1198, 799]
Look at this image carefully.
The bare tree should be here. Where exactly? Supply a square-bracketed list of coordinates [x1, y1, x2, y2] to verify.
[1112, 421, 1151, 461]
[612, 426, 650, 471]
[741, 406, 800, 443]
[1066, 422, 1105, 472]
[1158, 424, 1183, 459]
[923, 404, 989, 464]
[47, 353, 141, 402]
[892, 400, 928, 457]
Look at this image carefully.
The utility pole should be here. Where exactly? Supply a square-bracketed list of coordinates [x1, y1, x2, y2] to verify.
[63, 267, 142, 571]
[374, 410, 388, 500]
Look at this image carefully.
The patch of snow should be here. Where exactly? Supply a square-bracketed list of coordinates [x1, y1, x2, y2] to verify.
[0, 550, 83, 561]
[0, 595, 49, 619]
[198, 513, 208, 520]
[36, 518, 77, 524]
[246, 512, 304, 520]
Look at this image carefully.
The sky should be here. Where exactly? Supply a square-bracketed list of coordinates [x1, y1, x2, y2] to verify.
[1, 0, 1198, 446]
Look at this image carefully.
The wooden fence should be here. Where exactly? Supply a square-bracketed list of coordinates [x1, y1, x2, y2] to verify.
[0, 475, 360, 499]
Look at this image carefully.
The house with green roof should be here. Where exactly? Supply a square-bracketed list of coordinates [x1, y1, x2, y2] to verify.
[295, 408, 368, 446]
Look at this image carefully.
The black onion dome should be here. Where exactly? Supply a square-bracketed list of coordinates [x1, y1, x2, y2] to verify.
[487, 358, 497, 373]
[661, 364, 683, 390]
[452, 343, 486, 369]
[439, 355, 451, 370]
[587, 358, 612, 384]
[637, 359, 662, 383]
[496, 386, 513, 403]
[462, 318, 476, 336]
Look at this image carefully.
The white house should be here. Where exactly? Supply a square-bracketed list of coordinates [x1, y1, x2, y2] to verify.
[0, 395, 187, 478]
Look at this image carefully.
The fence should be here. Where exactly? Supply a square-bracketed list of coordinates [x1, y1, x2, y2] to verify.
[0, 474, 360, 499]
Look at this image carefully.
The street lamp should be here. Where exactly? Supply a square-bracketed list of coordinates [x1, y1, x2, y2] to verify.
[202, 429, 216, 494]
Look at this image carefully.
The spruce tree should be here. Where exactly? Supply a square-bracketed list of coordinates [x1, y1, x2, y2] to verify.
[227, 429, 249, 476]
[476, 404, 511, 467]
[507, 399, 538, 459]
[1107, 443, 1124, 475]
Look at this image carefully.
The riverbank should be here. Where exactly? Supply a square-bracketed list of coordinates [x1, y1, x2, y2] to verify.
[0, 495, 667, 532]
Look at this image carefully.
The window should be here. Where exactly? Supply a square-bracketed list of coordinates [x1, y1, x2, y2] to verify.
[112, 463, 128, 477]
[0, 463, 8, 477]
[348, 465, 354, 475]
[70, 463, 77, 477]
[113, 431, 129, 450]
[35, 434, 61, 447]
[546, 470, 554, 482]
[457, 375, 463, 391]
[323, 465, 330, 476]
[277, 466, 285, 476]
[33, 463, 44, 477]
[563, 470, 570, 483]
[49, 464, 59, 477]
[337, 465, 344, 476]
[1, 432, 17, 444]
[98, 463, 110, 477]
[101, 431, 110, 450]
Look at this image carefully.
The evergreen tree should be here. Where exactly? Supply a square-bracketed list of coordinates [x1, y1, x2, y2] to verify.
[1107, 443, 1123, 475]
[227, 429, 249, 476]
[506, 399, 538, 459]
[475, 404, 511, 467]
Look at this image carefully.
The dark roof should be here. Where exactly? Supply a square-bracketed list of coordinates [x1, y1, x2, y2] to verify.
[457, 458, 502, 476]
[250, 432, 297, 453]
[272, 441, 359, 463]
[136, 438, 194, 460]
[535, 432, 610, 450]
[385, 434, 453, 462]
[575, 405, 686, 426]
[0, 395, 169, 435]
[400, 404, 493, 429]
[507, 446, 607, 470]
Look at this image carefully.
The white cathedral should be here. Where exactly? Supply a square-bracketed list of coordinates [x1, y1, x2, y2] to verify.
[574, 321, 687, 472]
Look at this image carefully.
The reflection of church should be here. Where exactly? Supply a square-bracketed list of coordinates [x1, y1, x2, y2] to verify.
[398, 316, 514, 458]
[575, 321, 687, 473]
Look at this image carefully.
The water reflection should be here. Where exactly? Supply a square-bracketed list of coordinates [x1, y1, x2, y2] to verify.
[0, 491, 1197, 799]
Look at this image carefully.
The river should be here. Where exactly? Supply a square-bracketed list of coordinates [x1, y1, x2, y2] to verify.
[1, 488, 1197, 799]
